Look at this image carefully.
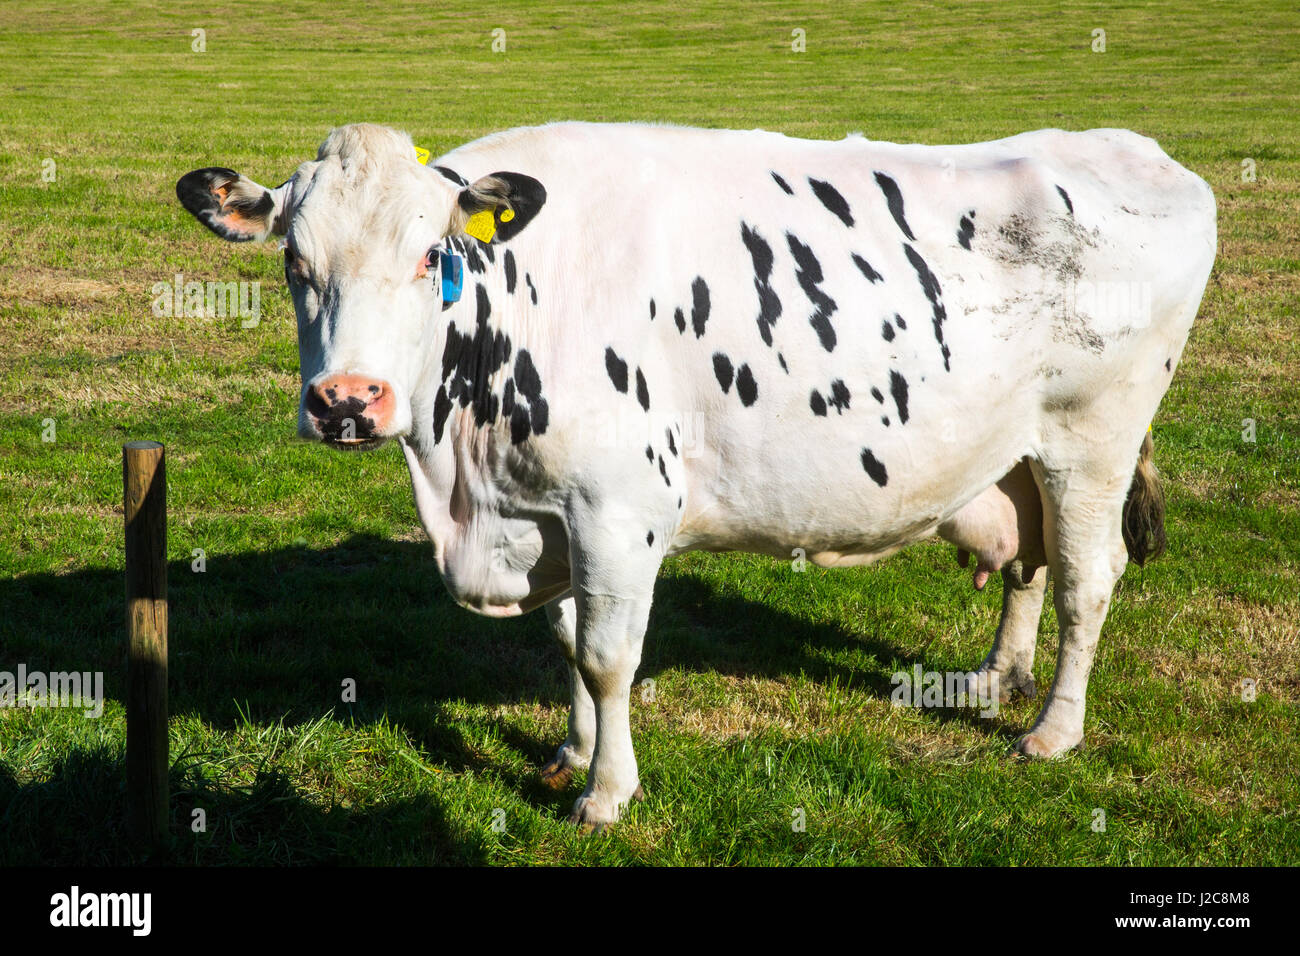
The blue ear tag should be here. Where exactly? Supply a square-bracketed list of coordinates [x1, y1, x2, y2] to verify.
[439, 250, 463, 307]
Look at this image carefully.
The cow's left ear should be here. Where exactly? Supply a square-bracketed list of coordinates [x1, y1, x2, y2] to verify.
[454, 171, 546, 243]
[176, 167, 291, 242]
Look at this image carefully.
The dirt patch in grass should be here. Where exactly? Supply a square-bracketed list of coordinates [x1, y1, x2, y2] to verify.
[1179, 480, 1299, 512]
[632, 674, 959, 743]
[1143, 596, 1299, 703]
[3, 365, 298, 414]
[0, 270, 126, 307]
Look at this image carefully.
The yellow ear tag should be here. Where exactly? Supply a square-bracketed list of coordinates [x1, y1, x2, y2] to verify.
[413, 146, 431, 166]
[499, 208, 515, 223]
[464, 209, 497, 243]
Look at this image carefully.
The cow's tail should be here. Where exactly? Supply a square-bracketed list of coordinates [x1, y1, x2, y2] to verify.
[1122, 430, 1166, 566]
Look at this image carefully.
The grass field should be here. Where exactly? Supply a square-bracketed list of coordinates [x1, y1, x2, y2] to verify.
[0, 0, 1297, 865]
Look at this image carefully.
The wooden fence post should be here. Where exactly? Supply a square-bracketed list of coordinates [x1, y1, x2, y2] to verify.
[123, 440, 168, 851]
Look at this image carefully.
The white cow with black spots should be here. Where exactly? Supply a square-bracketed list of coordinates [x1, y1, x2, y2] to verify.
[177, 121, 1216, 828]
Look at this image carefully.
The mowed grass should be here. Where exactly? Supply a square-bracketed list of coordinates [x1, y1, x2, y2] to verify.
[1, 0, 1297, 865]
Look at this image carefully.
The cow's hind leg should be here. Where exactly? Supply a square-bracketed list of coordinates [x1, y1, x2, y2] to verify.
[539, 594, 595, 790]
[941, 461, 1047, 701]
[1016, 458, 1132, 758]
[976, 561, 1047, 701]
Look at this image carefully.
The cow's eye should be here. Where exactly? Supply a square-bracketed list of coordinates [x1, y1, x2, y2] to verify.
[418, 245, 440, 278]
[282, 244, 309, 283]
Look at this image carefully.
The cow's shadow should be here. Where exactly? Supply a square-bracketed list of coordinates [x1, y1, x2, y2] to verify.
[0, 743, 491, 865]
[0, 533, 1021, 863]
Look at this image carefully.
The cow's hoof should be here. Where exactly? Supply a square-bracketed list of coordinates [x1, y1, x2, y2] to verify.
[539, 744, 589, 790]
[1015, 729, 1082, 759]
[568, 783, 642, 832]
[994, 668, 1037, 702]
[539, 761, 573, 790]
[953, 667, 1034, 707]
[568, 795, 620, 833]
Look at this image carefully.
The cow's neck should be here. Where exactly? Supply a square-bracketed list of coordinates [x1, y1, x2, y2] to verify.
[401, 235, 540, 555]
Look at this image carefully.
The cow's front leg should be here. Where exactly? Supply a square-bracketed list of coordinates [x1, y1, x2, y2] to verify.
[560, 490, 666, 829]
[568, 589, 652, 830]
[539, 594, 594, 790]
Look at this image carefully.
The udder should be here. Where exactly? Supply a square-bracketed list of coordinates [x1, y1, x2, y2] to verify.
[937, 460, 1045, 589]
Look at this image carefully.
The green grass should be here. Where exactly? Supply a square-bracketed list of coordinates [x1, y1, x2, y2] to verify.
[1, 0, 1297, 865]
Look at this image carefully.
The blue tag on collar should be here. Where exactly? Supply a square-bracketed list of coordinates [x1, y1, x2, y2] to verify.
[439, 250, 463, 307]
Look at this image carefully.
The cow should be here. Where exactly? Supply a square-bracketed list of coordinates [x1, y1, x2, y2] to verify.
[176, 121, 1216, 829]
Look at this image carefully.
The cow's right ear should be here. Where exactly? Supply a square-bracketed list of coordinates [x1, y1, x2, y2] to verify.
[176, 167, 291, 242]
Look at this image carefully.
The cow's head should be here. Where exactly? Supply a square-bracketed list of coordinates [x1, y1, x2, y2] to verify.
[176, 124, 545, 450]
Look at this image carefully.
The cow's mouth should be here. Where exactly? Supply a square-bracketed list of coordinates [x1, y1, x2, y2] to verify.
[306, 393, 388, 450]
[322, 435, 387, 452]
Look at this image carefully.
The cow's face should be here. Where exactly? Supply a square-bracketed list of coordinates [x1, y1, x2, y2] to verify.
[176, 124, 545, 451]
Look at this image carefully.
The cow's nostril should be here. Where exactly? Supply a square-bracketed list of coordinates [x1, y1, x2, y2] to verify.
[305, 387, 331, 419]
[308, 376, 389, 429]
